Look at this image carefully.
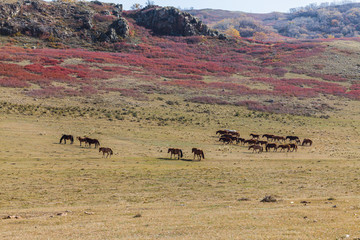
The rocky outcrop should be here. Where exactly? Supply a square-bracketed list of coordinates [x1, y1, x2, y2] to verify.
[0, 0, 130, 45]
[98, 17, 129, 42]
[134, 6, 225, 38]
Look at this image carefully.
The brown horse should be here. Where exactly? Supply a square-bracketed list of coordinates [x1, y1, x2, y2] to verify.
[286, 136, 300, 142]
[265, 143, 277, 152]
[216, 130, 228, 135]
[244, 139, 258, 145]
[250, 133, 260, 139]
[236, 138, 245, 144]
[248, 145, 263, 153]
[272, 136, 285, 142]
[262, 134, 274, 141]
[302, 139, 313, 146]
[229, 131, 240, 137]
[219, 137, 233, 144]
[60, 134, 74, 144]
[289, 143, 298, 152]
[192, 148, 205, 160]
[278, 144, 290, 152]
[85, 138, 100, 148]
[257, 140, 268, 145]
[168, 148, 183, 159]
[77, 136, 88, 146]
[99, 147, 113, 158]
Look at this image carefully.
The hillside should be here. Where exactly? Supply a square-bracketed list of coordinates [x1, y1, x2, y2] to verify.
[189, 2, 360, 40]
[0, 1, 359, 118]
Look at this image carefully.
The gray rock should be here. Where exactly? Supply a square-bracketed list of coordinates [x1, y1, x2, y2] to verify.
[134, 6, 222, 38]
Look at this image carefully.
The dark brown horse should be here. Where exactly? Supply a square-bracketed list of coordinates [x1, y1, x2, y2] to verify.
[219, 137, 233, 144]
[286, 136, 300, 142]
[278, 144, 290, 152]
[59, 134, 73, 144]
[229, 131, 240, 137]
[99, 147, 113, 158]
[272, 136, 285, 142]
[302, 139, 313, 146]
[250, 133, 260, 139]
[76, 136, 88, 146]
[262, 134, 274, 141]
[257, 140, 268, 145]
[216, 130, 228, 135]
[192, 148, 205, 160]
[244, 139, 258, 145]
[248, 145, 263, 153]
[265, 143, 277, 152]
[85, 138, 100, 148]
[236, 138, 245, 144]
[220, 134, 233, 140]
[168, 148, 183, 159]
[289, 143, 298, 152]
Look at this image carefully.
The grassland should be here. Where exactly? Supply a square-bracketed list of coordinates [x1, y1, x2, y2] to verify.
[1, 86, 360, 239]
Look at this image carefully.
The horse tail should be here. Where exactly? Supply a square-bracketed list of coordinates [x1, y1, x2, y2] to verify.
[180, 150, 183, 158]
[70, 136, 74, 144]
[110, 149, 113, 155]
[201, 151, 205, 159]
[60, 135, 64, 144]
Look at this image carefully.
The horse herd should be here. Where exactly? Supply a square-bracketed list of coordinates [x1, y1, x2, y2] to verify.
[60, 129, 313, 160]
[216, 129, 313, 154]
[59, 134, 113, 158]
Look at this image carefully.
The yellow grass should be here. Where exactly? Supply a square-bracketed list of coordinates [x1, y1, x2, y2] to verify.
[1, 87, 360, 239]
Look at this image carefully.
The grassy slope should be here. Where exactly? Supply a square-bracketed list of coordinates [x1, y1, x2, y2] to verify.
[1, 85, 360, 239]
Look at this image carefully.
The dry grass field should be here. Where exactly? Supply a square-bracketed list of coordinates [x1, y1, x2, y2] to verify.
[1, 87, 360, 239]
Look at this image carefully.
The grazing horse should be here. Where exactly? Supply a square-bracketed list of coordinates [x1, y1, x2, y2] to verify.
[286, 136, 300, 142]
[278, 144, 290, 152]
[99, 147, 113, 158]
[220, 134, 233, 140]
[168, 148, 183, 159]
[257, 140, 268, 145]
[229, 131, 240, 137]
[248, 145, 263, 153]
[272, 136, 285, 142]
[76, 136, 88, 146]
[250, 133, 260, 139]
[216, 130, 228, 135]
[192, 148, 205, 160]
[262, 134, 274, 141]
[59, 134, 73, 144]
[85, 138, 100, 148]
[244, 139, 258, 145]
[289, 143, 298, 152]
[219, 137, 233, 144]
[302, 138, 313, 146]
[265, 143, 277, 152]
[236, 138, 245, 145]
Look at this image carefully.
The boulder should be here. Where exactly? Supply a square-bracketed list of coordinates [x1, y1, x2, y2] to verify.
[134, 6, 222, 38]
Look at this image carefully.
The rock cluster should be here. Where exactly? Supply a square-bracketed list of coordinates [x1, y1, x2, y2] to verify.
[0, 0, 130, 45]
[134, 6, 225, 38]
